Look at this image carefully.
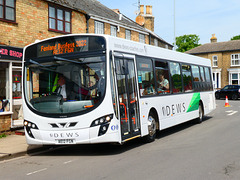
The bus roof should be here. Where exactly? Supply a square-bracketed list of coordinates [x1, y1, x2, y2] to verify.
[24, 34, 211, 67]
[106, 35, 211, 67]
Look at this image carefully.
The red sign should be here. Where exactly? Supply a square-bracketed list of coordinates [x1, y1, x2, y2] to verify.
[0, 45, 23, 60]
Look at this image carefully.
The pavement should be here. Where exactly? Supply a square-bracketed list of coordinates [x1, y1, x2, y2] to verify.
[0, 131, 45, 161]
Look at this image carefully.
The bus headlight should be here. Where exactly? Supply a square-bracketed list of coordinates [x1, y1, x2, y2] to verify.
[90, 114, 113, 136]
[90, 114, 113, 127]
[24, 120, 39, 139]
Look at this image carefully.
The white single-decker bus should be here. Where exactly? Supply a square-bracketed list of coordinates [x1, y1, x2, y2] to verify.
[22, 34, 216, 145]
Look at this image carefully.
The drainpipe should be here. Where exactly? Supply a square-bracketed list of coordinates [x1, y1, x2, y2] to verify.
[149, 34, 151, 45]
[85, 14, 90, 33]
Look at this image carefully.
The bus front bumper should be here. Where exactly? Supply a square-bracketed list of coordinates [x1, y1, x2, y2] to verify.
[24, 126, 120, 145]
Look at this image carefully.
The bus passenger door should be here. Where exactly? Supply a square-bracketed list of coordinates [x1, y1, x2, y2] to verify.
[114, 55, 140, 141]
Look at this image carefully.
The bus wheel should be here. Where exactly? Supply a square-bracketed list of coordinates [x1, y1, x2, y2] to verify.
[215, 93, 220, 99]
[195, 103, 204, 124]
[143, 113, 156, 143]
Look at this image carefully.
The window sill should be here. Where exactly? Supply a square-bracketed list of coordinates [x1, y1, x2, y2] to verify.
[0, 112, 13, 116]
[0, 19, 18, 25]
[48, 29, 71, 34]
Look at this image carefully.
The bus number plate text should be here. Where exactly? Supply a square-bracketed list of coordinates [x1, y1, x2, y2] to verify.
[56, 139, 76, 144]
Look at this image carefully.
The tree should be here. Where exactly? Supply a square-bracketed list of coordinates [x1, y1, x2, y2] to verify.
[175, 34, 201, 52]
[231, 35, 240, 41]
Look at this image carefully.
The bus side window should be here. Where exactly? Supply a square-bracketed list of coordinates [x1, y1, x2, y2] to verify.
[182, 64, 193, 92]
[199, 66, 206, 91]
[191, 65, 201, 91]
[155, 60, 170, 94]
[199, 66, 205, 82]
[136, 57, 155, 96]
[204, 67, 213, 91]
[170, 62, 182, 93]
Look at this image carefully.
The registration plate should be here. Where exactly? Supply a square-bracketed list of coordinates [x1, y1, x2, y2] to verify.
[56, 139, 76, 144]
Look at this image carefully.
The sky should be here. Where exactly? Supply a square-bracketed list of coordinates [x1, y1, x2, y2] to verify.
[98, 0, 240, 45]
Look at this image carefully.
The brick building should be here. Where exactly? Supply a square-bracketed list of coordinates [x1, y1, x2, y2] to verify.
[0, 0, 172, 132]
[186, 34, 240, 89]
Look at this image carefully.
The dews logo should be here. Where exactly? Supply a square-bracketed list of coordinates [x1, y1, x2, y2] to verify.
[186, 93, 201, 112]
[162, 93, 200, 117]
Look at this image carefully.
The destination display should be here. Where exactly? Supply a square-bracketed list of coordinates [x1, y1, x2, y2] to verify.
[25, 36, 106, 59]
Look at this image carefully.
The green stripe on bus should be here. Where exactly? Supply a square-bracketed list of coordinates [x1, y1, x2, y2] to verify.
[187, 93, 200, 112]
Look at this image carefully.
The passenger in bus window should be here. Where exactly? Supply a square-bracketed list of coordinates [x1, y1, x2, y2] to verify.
[143, 84, 156, 95]
[158, 74, 169, 92]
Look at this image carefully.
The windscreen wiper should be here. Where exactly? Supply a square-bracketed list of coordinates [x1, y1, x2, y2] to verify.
[53, 56, 83, 64]
[29, 59, 52, 67]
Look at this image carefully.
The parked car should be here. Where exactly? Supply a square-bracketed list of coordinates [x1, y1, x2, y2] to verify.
[215, 85, 240, 100]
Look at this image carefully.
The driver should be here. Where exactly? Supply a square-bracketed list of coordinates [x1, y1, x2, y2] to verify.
[57, 75, 67, 101]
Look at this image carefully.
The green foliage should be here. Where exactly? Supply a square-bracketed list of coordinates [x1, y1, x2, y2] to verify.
[176, 34, 201, 52]
[0, 133, 7, 138]
[231, 35, 240, 41]
[172, 74, 182, 91]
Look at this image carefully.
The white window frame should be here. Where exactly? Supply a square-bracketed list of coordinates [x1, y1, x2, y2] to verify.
[95, 21, 104, 34]
[212, 56, 218, 67]
[231, 54, 240, 66]
[125, 29, 131, 40]
[154, 38, 158, 46]
[229, 73, 240, 85]
[110, 25, 117, 37]
[139, 33, 145, 44]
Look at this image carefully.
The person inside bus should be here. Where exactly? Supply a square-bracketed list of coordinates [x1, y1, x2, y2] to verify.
[57, 75, 67, 101]
[158, 74, 169, 92]
[142, 84, 156, 95]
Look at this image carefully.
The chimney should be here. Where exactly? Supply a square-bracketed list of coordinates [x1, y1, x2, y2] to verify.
[146, 5, 152, 15]
[144, 5, 154, 32]
[140, 5, 144, 15]
[135, 5, 155, 32]
[112, 9, 120, 14]
[136, 5, 145, 26]
[210, 34, 217, 43]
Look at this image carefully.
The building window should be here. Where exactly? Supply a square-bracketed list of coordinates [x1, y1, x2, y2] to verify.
[0, 62, 10, 113]
[48, 5, 71, 33]
[125, 29, 131, 40]
[110, 25, 117, 37]
[231, 54, 240, 66]
[139, 33, 145, 43]
[95, 21, 104, 34]
[212, 56, 218, 67]
[154, 39, 158, 46]
[231, 73, 239, 85]
[0, 0, 16, 22]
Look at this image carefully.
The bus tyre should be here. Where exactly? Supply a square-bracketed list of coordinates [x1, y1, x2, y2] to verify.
[196, 104, 204, 124]
[143, 113, 156, 143]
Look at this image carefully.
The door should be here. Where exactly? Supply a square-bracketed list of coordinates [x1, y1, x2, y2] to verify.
[114, 55, 140, 141]
[12, 66, 23, 127]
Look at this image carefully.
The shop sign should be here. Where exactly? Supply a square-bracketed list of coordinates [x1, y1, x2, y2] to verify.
[0, 45, 23, 61]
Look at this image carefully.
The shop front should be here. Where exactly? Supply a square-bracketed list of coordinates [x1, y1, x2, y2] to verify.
[0, 45, 23, 132]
